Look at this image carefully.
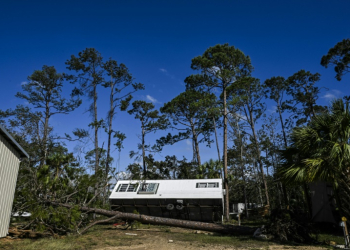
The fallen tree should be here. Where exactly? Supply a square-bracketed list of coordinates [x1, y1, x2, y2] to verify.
[49, 201, 257, 235]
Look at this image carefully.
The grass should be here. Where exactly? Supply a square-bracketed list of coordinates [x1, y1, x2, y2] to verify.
[0, 221, 342, 249]
[0, 224, 271, 250]
[170, 232, 271, 248]
[241, 218, 269, 227]
[311, 223, 346, 245]
[0, 225, 140, 250]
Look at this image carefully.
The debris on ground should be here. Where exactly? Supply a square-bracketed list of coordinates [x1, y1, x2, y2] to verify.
[266, 209, 314, 243]
[253, 225, 268, 239]
[7, 227, 54, 238]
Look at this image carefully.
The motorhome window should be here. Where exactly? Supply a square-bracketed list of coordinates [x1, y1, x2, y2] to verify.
[208, 182, 219, 188]
[116, 183, 138, 192]
[138, 183, 159, 194]
[117, 184, 128, 192]
[196, 183, 207, 188]
[196, 182, 219, 188]
[127, 184, 138, 192]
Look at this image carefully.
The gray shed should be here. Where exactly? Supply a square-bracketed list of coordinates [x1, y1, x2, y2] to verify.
[0, 125, 28, 238]
[309, 181, 337, 223]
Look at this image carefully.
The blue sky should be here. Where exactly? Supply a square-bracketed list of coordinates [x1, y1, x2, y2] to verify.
[1, 0, 349, 172]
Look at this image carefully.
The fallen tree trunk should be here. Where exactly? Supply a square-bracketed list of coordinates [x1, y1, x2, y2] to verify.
[49, 201, 257, 235]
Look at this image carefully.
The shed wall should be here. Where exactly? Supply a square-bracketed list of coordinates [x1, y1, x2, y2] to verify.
[0, 134, 21, 238]
[309, 182, 336, 223]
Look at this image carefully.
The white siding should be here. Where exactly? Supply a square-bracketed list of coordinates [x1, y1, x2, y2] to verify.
[0, 134, 21, 238]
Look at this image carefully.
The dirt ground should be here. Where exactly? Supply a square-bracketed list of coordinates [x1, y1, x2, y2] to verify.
[96, 227, 330, 250]
[98, 240, 329, 250]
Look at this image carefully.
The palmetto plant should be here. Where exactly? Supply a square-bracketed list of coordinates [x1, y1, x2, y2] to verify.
[280, 98, 350, 217]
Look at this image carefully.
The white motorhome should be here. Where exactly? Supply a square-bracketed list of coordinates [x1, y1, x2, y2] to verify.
[109, 179, 224, 222]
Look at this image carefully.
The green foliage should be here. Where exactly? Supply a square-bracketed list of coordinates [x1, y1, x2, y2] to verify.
[126, 163, 143, 180]
[321, 38, 350, 81]
[113, 131, 126, 152]
[126, 155, 199, 180]
[185, 43, 253, 90]
[66, 48, 104, 90]
[185, 44, 254, 220]
[286, 70, 326, 125]
[16, 65, 82, 115]
[197, 159, 222, 179]
[280, 99, 350, 185]
[12, 145, 101, 234]
[85, 148, 113, 172]
[128, 101, 168, 131]
[264, 76, 288, 104]
[264, 76, 293, 149]
[2, 65, 81, 164]
[128, 100, 169, 177]
[159, 89, 218, 166]
[229, 76, 266, 125]
[66, 48, 104, 179]
[102, 58, 144, 113]
[160, 90, 217, 145]
[267, 209, 314, 243]
[102, 58, 144, 167]
[280, 99, 350, 218]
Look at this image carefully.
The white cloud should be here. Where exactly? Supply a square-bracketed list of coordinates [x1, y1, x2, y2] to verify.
[267, 105, 277, 113]
[185, 139, 192, 151]
[21, 81, 28, 85]
[323, 93, 337, 100]
[322, 89, 343, 100]
[159, 68, 175, 79]
[146, 95, 158, 103]
[331, 89, 342, 95]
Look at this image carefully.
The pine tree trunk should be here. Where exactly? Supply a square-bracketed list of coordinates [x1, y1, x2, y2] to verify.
[49, 201, 257, 235]
[142, 123, 146, 178]
[104, 81, 114, 204]
[238, 119, 248, 218]
[249, 112, 270, 207]
[94, 84, 99, 174]
[223, 88, 230, 221]
[213, 118, 221, 163]
[277, 104, 290, 207]
[42, 96, 51, 166]
[93, 84, 100, 205]
[190, 120, 201, 167]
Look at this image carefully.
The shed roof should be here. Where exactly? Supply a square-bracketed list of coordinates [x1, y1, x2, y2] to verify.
[0, 124, 29, 159]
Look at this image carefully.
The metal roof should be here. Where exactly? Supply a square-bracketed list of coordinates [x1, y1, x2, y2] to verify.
[0, 124, 29, 159]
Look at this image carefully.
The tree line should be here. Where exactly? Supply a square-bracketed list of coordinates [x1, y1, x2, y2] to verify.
[0, 38, 349, 234]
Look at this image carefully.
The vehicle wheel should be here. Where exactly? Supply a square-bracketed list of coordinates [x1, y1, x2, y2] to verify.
[166, 204, 174, 210]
